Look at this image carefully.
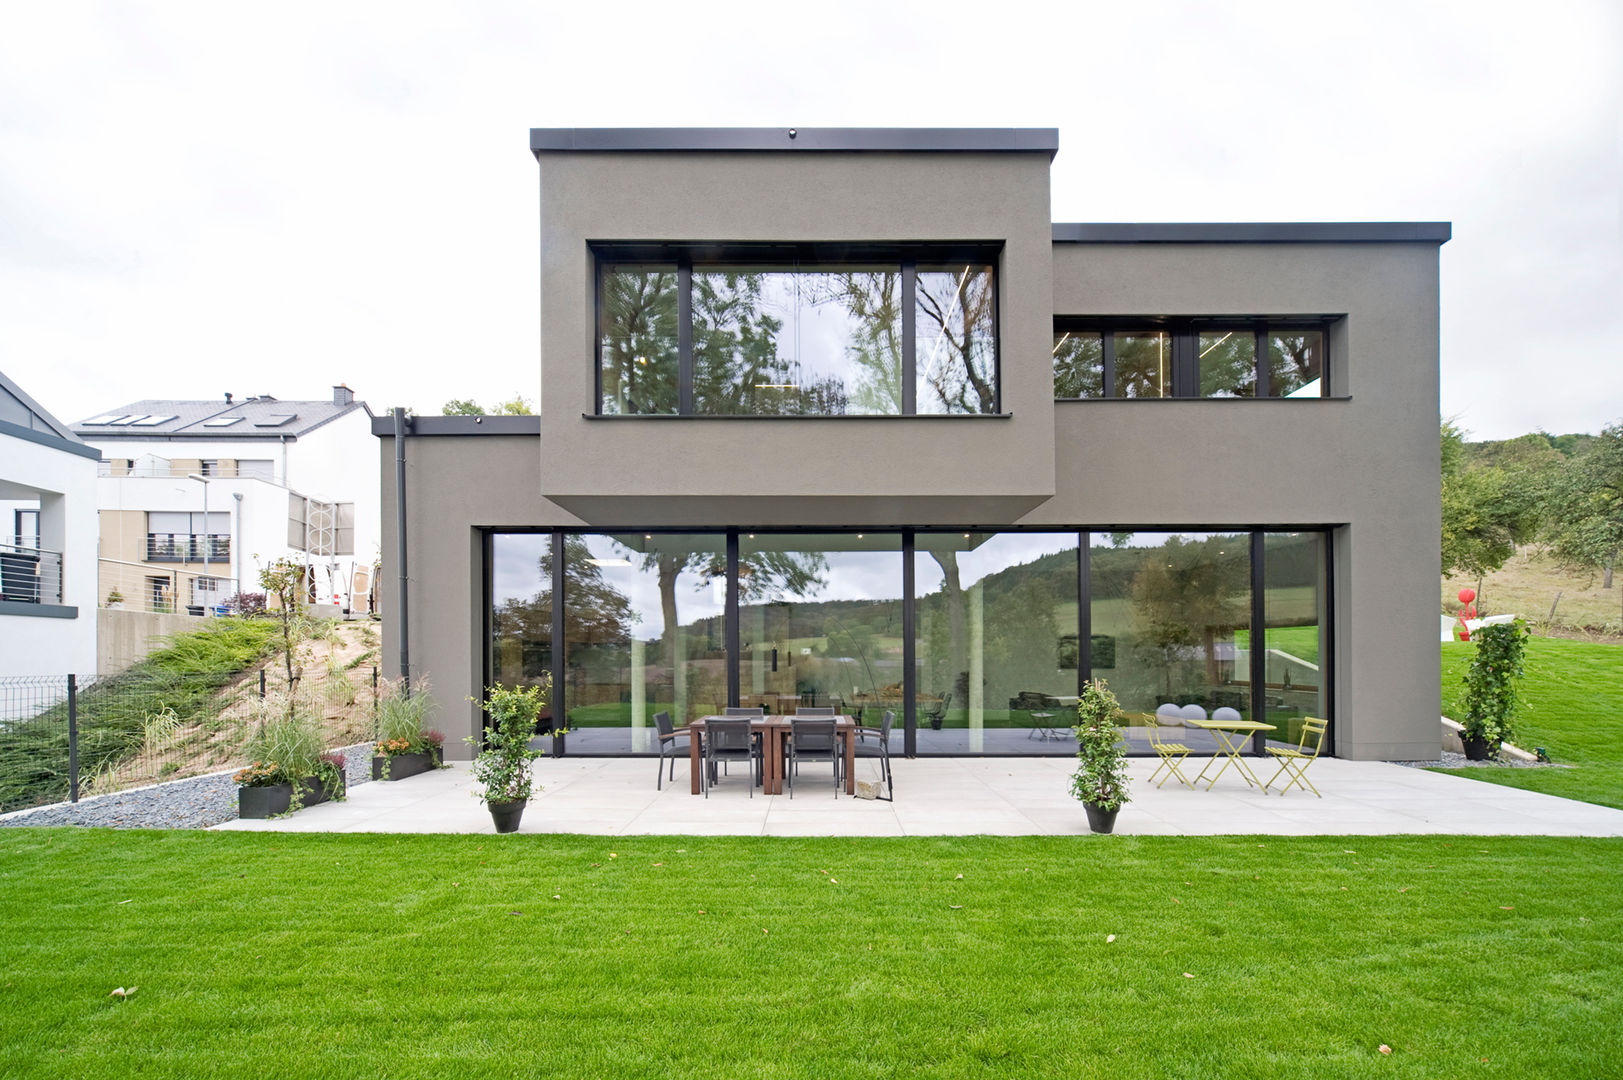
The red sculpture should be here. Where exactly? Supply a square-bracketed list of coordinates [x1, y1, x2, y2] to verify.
[1456, 587, 1477, 641]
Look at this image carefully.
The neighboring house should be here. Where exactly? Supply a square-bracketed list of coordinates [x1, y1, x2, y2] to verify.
[71, 387, 378, 615]
[378, 127, 1447, 764]
[0, 370, 99, 676]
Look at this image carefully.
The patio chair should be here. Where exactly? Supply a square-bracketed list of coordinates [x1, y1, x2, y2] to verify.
[652, 710, 689, 791]
[787, 717, 841, 799]
[1144, 712, 1194, 789]
[852, 709, 894, 801]
[1263, 716, 1328, 797]
[795, 706, 837, 717]
[920, 691, 952, 731]
[703, 717, 760, 798]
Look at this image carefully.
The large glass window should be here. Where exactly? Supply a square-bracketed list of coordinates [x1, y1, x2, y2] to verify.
[599, 266, 680, 415]
[1260, 531, 1328, 748]
[915, 533, 1080, 754]
[597, 245, 998, 417]
[1054, 320, 1332, 400]
[915, 264, 997, 414]
[1089, 532, 1252, 752]
[737, 533, 904, 717]
[486, 528, 1330, 758]
[489, 532, 554, 706]
[693, 267, 901, 416]
[562, 534, 727, 752]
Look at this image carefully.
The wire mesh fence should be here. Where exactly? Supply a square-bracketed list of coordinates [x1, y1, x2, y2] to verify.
[0, 665, 381, 816]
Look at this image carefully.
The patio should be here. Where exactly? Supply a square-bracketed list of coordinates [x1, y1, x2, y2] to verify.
[213, 755, 1623, 837]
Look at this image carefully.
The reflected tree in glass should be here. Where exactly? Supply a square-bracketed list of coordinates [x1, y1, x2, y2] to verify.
[1127, 535, 1250, 708]
[1114, 332, 1170, 398]
[1268, 331, 1324, 396]
[1053, 331, 1104, 398]
[917, 266, 996, 414]
[599, 267, 679, 414]
[1198, 329, 1256, 398]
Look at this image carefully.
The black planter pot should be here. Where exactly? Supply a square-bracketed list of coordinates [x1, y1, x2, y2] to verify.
[239, 783, 293, 818]
[488, 799, 527, 833]
[1460, 733, 1492, 761]
[371, 747, 443, 781]
[238, 775, 343, 818]
[1083, 801, 1120, 834]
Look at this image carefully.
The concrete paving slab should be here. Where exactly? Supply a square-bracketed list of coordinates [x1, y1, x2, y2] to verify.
[209, 756, 1623, 837]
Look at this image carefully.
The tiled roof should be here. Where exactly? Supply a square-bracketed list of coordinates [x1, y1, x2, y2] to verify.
[71, 395, 369, 439]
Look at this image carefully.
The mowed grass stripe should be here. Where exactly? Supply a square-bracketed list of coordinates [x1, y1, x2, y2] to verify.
[2, 830, 1620, 1078]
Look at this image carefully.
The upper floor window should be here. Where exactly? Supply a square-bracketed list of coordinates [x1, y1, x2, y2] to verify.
[1053, 318, 1331, 400]
[597, 243, 999, 417]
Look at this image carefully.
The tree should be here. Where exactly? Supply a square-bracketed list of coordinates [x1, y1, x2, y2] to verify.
[1129, 536, 1250, 698]
[441, 394, 535, 416]
[1542, 421, 1623, 597]
[1440, 419, 1541, 579]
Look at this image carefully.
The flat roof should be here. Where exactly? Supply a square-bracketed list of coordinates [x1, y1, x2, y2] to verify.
[530, 128, 1059, 157]
[1053, 222, 1452, 244]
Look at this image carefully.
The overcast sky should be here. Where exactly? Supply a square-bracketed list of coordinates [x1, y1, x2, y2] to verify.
[3, 0, 1618, 441]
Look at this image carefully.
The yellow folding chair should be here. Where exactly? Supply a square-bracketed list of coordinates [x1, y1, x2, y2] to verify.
[1145, 713, 1195, 789]
[1263, 716, 1328, 797]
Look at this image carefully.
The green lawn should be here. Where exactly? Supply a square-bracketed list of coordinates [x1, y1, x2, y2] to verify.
[1436, 636, 1623, 810]
[2, 830, 1619, 1079]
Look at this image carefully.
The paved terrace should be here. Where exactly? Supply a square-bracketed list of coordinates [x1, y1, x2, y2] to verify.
[214, 757, 1623, 837]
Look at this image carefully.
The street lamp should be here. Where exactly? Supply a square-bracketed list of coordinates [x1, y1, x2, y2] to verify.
[186, 473, 209, 613]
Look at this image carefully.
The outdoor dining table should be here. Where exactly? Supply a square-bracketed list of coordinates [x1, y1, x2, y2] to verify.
[1184, 717, 1276, 791]
[686, 715, 858, 796]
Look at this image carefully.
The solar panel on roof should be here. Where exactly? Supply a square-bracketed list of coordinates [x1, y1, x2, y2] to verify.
[83, 414, 125, 425]
[202, 416, 244, 427]
[254, 414, 297, 427]
[130, 415, 175, 426]
[106, 415, 144, 425]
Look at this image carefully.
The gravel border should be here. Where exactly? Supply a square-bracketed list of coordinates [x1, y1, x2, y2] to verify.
[0, 742, 377, 830]
[1389, 750, 1566, 770]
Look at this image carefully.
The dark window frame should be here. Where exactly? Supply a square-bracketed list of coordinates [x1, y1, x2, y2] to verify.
[595, 242, 1003, 417]
[1053, 316, 1337, 400]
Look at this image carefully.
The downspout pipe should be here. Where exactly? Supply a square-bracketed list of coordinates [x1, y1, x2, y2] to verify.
[393, 407, 411, 692]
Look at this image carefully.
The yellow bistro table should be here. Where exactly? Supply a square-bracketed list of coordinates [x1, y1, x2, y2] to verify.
[1184, 718, 1276, 791]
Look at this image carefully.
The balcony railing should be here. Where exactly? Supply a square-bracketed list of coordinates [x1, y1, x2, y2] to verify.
[98, 461, 280, 482]
[0, 541, 64, 605]
[144, 534, 231, 564]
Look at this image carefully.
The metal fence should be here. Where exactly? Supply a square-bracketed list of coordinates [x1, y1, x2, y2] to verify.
[0, 666, 380, 816]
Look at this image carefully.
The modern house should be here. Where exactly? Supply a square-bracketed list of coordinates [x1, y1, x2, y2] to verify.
[72, 387, 378, 615]
[378, 128, 1447, 764]
[0, 370, 100, 676]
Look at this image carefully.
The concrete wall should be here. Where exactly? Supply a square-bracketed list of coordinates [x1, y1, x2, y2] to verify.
[97, 608, 203, 675]
[380, 433, 556, 755]
[535, 150, 1057, 525]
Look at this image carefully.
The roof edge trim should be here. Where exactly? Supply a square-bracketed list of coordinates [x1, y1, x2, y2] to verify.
[371, 415, 542, 437]
[531, 128, 1059, 157]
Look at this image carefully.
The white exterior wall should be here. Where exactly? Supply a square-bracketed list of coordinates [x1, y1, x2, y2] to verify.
[95, 474, 297, 595]
[0, 431, 98, 675]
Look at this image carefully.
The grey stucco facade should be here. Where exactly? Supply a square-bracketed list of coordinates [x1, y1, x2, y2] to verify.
[377, 128, 1446, 763]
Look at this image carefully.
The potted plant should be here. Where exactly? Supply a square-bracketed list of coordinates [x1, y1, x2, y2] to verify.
[1069, 678, 1131, 834]
[1459, 619, 1528, 760]
[105, 588, 125, 610]
[468, 681, 549, 833]
[235, 715, 346, 818]
[371, 677, 444, 780]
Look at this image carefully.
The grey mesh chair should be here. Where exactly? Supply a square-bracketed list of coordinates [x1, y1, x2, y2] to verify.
[787, 717, 840, 799]
[853, 709, 894, 801]
[652, 710, 689, 791]
[795, 706, 836, 717]
[703, 717, 759, 798]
